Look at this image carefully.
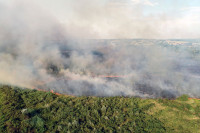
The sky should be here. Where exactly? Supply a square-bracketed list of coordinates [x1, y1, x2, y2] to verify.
[0, 0, 200, 39]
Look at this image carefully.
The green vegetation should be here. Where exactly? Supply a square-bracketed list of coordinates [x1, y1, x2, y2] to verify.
[0, 85, 200, 133]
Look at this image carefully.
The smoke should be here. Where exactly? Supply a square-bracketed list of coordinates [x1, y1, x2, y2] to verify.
[0, 0, 200, 98]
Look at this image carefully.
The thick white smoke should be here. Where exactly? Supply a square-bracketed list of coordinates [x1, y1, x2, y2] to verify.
[0, 0, 200, 98]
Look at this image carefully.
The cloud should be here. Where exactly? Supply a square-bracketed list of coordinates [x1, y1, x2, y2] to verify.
[109, 0, 158, 7]
[131, 0, 158, 6]
[1, 0, 196, 39]
[181, 6, 200, 21]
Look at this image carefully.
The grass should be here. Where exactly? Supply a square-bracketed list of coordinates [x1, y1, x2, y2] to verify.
[0, 85, 200, 133]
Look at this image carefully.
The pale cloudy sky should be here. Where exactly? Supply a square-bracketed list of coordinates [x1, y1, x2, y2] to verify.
[0, 0, 200, 39]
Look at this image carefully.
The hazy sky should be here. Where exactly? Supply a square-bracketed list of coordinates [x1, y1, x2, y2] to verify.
[1, 0, 200, 39]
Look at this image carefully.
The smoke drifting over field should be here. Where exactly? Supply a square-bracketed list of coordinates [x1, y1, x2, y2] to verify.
[0, 0, 200, 98]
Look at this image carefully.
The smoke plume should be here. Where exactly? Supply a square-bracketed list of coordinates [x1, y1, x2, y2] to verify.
[0, 0, 200, 98]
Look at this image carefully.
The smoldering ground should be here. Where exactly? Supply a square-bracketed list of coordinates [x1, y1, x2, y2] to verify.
[0, 0, 200, 98]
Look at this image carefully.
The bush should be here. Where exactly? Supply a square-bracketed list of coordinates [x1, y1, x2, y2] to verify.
[177, 94, 189, 101]
[0, 85, 168, 132]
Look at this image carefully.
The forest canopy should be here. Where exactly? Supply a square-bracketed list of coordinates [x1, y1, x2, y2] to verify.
[0, 85, 200, 132]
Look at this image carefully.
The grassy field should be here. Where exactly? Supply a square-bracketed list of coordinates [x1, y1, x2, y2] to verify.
[0, 85, 200, 133]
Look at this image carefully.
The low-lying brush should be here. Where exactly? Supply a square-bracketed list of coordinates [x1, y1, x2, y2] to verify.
[0, 85, 200, 133]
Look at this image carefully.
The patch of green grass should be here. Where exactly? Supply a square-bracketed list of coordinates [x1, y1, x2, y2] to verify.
[177, 94, 189, 101]
[148, 98, 200, 133]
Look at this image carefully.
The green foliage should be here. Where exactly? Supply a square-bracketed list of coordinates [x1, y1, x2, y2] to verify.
[0, 85, 25, 132]
[157, 98, 200, 132]
[194, 105, 200, 117]
[177, 94, 189, 101]
[158, 99, 192, 114]
[1, 85, 200, 132]
[0, 85, 166, 132]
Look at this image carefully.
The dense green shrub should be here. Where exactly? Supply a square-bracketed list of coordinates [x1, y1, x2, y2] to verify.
[177, 94, 189, 101]
[0, 85, 167, 132]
